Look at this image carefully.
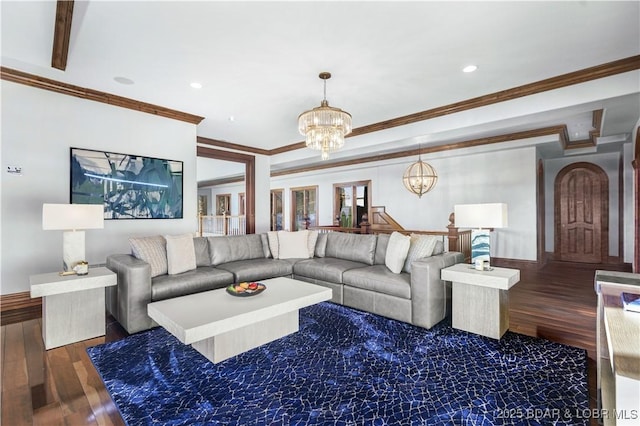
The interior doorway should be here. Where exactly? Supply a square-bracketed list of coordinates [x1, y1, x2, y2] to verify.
[554, 162, 609, 263]
[197, 146, 255, 234]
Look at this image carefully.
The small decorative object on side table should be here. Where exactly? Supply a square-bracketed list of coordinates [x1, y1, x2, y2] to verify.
[441, 263, 520, 339]
[30, 267, 117, 350]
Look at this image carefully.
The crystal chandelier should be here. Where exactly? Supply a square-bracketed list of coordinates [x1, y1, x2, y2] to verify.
[402, 148, 438, 198]
[298, 72, 352, 160]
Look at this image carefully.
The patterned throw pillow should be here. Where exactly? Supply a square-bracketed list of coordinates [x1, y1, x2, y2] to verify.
[433, 240, 444, 255]
[165, 234, 197, 275]
[403, 234, 439, 273]
[129, 235, 167, 277]
[267, 231, 279, 259]
[385, 232, 411, 274]
[307, 230, 319, 258]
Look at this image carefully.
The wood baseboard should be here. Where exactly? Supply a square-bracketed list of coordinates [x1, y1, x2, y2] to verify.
[0, 291, 41, 312]
[490, 257, 540, 270]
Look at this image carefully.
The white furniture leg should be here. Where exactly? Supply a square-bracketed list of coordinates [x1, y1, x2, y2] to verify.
[192, 311, 299, 363]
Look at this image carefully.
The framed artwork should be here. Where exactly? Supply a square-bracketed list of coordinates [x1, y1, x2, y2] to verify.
[70, 147, 183, 219]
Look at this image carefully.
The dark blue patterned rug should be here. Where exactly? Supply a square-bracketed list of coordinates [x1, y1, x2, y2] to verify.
[88, 302, 588, 425]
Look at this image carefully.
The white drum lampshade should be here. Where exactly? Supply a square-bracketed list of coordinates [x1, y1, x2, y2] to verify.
[454, 203, 508, 264]
[42, 204, 104, 271]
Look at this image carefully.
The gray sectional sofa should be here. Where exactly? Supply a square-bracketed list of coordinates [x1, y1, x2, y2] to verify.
[106, 232, 464, 334]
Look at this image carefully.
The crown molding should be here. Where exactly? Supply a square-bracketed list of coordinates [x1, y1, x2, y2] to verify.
[0, 67, 205, 125]
[271, 126, 567, 177]
[197, 136, 270, 156]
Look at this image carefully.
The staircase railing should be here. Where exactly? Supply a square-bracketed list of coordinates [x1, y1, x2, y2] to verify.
[309, 210, 471, 261]
[199, 214, 246, 236]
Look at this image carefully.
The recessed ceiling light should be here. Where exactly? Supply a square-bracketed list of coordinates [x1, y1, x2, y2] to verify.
[114, 76, 135, 85]
[190, 82, 203, 89]
[228, 116, 235, 122]
[462, 65, 478, 73]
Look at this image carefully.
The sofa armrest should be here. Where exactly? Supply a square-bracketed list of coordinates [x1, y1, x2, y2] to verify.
[410, 252, 465, 329]
[106, 254, 156, 334]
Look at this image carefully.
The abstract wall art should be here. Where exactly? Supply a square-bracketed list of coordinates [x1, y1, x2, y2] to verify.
[70, 148, 183, 219]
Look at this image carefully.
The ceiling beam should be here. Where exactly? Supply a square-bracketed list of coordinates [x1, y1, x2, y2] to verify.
[51, 0, 74, 70]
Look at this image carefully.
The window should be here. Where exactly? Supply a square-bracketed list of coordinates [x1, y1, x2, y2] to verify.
[271, 189, 283, 231]
[333, 180, 371, 228]
[290, 186, 318, 231]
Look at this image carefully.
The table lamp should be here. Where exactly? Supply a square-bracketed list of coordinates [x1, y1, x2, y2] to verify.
[42, 203, 104, 271]
[454, 203, 508, 265]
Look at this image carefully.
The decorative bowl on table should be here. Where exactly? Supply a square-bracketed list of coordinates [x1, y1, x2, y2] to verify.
[226, 282, 266, 297]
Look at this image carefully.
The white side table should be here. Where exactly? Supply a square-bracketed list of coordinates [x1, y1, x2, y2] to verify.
[30, 267, 117, 350]
[594, 270, 640, 425]
[441, 263, 520, 339]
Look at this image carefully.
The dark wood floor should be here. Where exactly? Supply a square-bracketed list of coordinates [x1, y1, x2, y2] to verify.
[1, 261, 630, 425]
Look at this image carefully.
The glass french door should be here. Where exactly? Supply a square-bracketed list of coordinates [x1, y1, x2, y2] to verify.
[290, 186, 318, 231]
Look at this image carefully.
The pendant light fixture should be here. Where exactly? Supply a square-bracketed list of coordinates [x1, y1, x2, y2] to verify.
[402, 145, 438, 198]
[298, 72, 352, 160]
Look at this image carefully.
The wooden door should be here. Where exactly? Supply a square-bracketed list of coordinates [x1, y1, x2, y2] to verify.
[554, 162, 608, 263]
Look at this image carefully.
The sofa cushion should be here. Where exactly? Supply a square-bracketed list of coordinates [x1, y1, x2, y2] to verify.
[325, 233, 377, 265]
[129, 235, 167, 278]
[278, 230, 311, 259]
[315, 233, 328, 257]
[403, 234, 439, 273]
[293, 258, 367, 283]
[217, 258, 294, 282]
[165, 233, 197, 275]
[207, 234, 265, 266]
[374, 234, 390, 265]
[151, 267, 234, 301]
[193, 237, 211, 267]
[385, 232, 410, 274]
[260, 234, 272, 258]
[343, 265, 411, 299]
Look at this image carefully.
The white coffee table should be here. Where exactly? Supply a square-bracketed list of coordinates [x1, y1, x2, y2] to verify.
[441, 263, 520, 339]
[147, 277, 332, 363]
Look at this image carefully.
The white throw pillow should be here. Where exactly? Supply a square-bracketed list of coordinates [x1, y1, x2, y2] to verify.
[165, 234, 197, 275]
[267, 231, 280, 259]
[403, 234, 439, 273]
[385, 231, 411, 274]
[129, 235, 167, 277]
[278, 230, 310, 259]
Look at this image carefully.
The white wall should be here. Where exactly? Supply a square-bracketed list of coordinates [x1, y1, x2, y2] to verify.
[270, 146, 539, 260]
[254, 155, 271, 233]
[543, 151, 624, 256]
[1, 81, 198, 295]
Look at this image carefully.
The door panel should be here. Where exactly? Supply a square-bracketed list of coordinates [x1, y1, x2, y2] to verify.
[555, 163, 608, 263]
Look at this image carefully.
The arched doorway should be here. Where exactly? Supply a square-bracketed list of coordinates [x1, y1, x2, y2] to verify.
[554, 162, 608, 263]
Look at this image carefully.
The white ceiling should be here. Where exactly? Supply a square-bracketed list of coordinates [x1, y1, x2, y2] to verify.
[2, 1, 639, 177]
